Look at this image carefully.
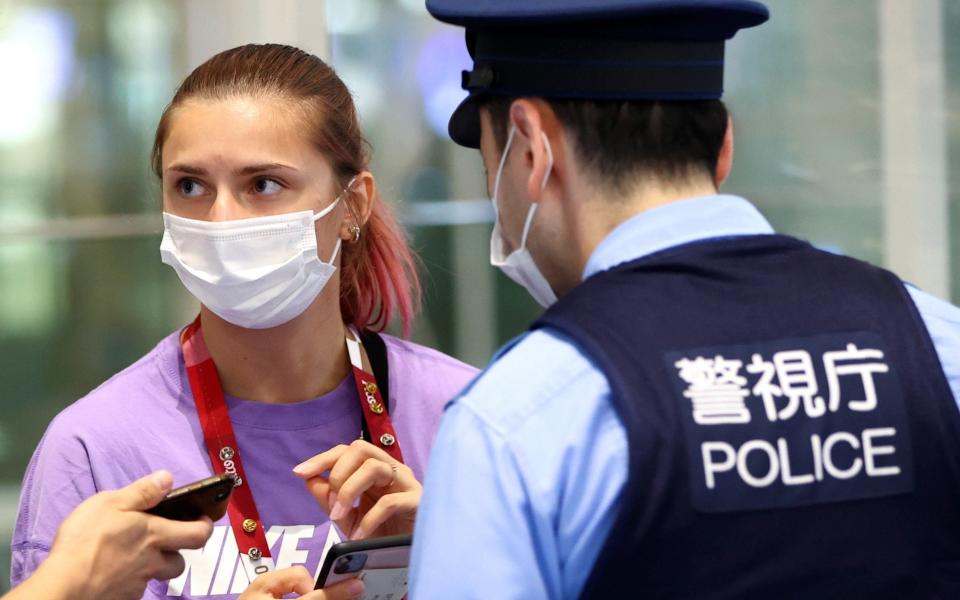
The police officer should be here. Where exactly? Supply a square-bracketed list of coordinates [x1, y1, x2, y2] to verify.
[410, 1, 960, 598]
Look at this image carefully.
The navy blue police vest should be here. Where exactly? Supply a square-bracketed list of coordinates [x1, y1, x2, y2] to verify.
[534, 234, 960, 599]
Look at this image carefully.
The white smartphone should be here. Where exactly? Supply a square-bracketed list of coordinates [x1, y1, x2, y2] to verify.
[315, 534, 411, 600]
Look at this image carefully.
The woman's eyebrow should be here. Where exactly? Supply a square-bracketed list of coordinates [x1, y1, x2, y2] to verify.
[234, 163, 298, 176]
[165, 163, 208, 176]
[163, 163, 298, 176]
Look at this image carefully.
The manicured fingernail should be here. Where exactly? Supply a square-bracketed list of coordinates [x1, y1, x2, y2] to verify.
[292, 461, 309, 475]
[330, 502, 347, 521]
[351, 526, 367, 540]
[345, 578, 364, 598]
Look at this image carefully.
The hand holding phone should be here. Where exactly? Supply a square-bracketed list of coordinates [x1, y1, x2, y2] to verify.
[146, 473, 235, 521]
[29, 471, 214, 600]
[236, 565, 364, 600]
[315, 534, 411, 599]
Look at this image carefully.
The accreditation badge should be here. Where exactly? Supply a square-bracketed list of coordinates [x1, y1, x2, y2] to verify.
[665, 331, 914, 513]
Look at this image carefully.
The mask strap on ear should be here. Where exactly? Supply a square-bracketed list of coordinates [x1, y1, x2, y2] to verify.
[313, 196, 341, 222]
[540, 131, 554, 191]
[325, 237, 343, 265]
[518, 203, 539, 251]
[498, 127, 517, 175]
[341, 175, 359, 196]
[516, 132, 554, 251]
[313, 175, 359, 222]
[344, 193, 363, 234]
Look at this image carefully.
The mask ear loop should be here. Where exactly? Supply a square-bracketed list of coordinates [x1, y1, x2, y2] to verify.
[539, 131, 554, 191]
[313, 176, 358, 223]
[342, 176, 365, 243]
[344, 194, 363, 244]
[518, 132, 555, 252]
[316, 176, 359, 264]
[496, 128, 517, 183]
[325, 237, 344, 266]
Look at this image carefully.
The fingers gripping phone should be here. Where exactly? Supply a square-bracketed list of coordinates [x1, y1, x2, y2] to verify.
[146, 473, 235, 521]
[316, 534, 411, 599]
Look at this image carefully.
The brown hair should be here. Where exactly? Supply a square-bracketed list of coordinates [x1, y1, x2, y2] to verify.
[152, 44, 420, 335]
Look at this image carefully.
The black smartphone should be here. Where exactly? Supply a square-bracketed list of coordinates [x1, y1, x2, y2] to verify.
[315, 534, 411, 598]
[146, 473, 235, 521]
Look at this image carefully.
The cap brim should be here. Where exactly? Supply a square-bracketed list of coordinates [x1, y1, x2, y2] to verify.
[448, 95, 481, 149]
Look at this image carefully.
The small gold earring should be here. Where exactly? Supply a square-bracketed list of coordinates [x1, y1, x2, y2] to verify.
[350, 224, 361, 243]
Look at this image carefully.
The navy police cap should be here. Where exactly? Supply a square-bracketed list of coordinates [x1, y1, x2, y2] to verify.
[426, 0, 770, 147]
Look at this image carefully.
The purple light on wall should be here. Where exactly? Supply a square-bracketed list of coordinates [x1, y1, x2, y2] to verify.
[0, 7, 76, 141]
[415, 29, 471, 139]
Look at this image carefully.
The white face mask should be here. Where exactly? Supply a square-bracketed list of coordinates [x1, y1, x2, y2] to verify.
[490, 126, 557, 308]
[160, 180, 353, 329]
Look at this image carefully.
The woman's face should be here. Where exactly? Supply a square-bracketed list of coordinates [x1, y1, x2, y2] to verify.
[160, 96, 349, 251]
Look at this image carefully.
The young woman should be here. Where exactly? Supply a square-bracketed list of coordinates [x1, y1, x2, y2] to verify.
[11, 44, 477, 600]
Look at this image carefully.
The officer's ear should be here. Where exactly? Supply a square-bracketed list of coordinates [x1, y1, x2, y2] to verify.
[715, 116, 734, 188]
[508, 99, 557, 202]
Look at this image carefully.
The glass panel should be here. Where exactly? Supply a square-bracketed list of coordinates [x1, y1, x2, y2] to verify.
[725, 0, 883, 262]
[0, 0, 182, 589]
[945, 0, 960, 302]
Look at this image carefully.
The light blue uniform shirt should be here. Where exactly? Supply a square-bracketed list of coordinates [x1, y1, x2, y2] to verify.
[409, 195, 960, 599]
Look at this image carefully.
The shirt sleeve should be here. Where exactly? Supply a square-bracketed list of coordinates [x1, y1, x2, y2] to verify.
[905, 285, 960, 409]
[409, 329, 629, 600]
[10, 414, 99, 587]
[409, 401, 553, 600]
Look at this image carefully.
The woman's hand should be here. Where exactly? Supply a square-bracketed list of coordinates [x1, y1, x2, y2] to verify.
[293, 440, 421, 540]
[238, 566, 363, 600]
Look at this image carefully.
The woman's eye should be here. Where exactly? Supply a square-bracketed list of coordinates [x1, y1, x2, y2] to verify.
[177, 179, 207, 198]
[253, 178, 283, 195]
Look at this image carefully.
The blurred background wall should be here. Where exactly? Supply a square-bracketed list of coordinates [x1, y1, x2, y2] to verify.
[0, 0, 957, 589]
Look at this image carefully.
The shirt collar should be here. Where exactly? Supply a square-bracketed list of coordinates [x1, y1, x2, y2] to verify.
[583, 194, 775, 280]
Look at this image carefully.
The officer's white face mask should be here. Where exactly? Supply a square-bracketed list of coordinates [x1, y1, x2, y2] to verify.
[490, 126, 557, 307]
[160, 180, 354, 329]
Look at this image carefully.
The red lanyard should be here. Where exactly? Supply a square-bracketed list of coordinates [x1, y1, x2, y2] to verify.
[180, 317, 404, 572]
[345, 328, 404, 463]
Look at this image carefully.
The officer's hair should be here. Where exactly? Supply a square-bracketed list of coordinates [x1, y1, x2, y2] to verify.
[482, 98, 729, 193]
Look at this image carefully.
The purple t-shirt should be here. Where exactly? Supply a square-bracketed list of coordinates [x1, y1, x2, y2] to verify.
[11, 329, 477, 599]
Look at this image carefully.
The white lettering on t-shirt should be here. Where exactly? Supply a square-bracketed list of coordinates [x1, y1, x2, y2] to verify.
[167, 525, 330, 597]
[234, 526, 283, 589]
[274, 525, 314, 570]
[210, 523, 240, 595]
[167, 526, 227, 596]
